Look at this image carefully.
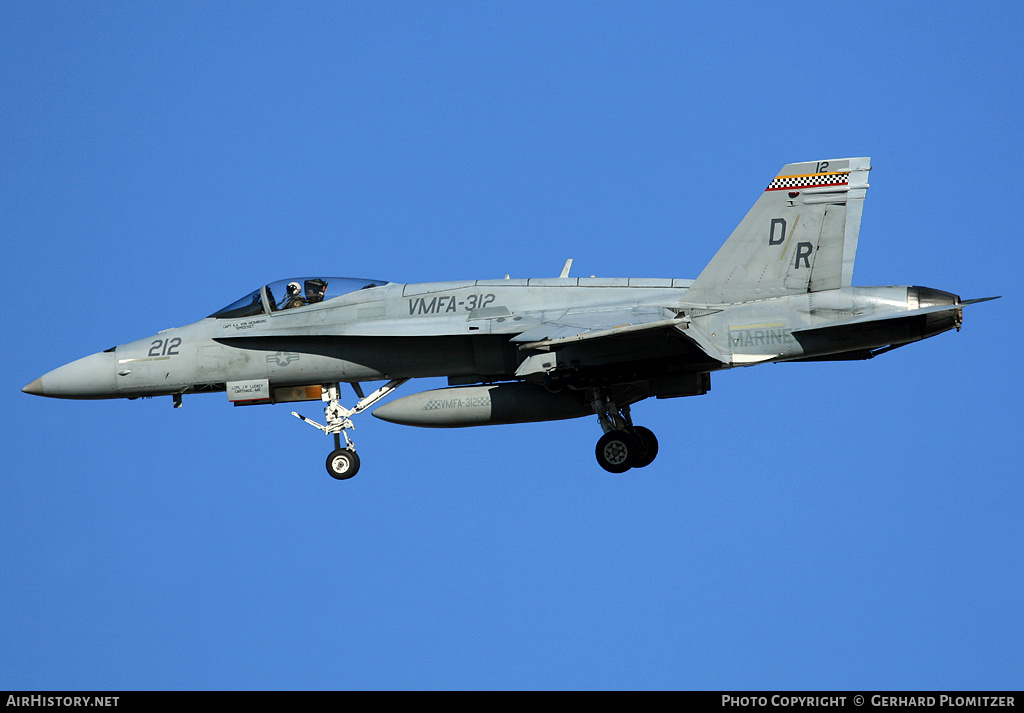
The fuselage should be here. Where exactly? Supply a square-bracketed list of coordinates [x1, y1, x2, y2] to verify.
[23, 277, 962, 402]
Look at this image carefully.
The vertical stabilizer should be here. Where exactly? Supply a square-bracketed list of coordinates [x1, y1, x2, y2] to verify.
[685, 157, 871, 304]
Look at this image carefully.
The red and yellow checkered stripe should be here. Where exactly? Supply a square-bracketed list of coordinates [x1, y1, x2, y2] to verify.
[766, 171, 850, 191]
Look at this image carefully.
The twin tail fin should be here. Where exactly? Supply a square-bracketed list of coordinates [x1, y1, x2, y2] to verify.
[685, 157, 871, 304]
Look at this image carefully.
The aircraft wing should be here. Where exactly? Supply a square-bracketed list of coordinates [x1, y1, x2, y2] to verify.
[509, 307, 684, 348]
[512, 316, 688, 349]
[511, 307, 728, 378]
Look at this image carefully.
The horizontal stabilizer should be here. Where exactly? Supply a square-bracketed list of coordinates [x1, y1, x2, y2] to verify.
[959, 296, 1001, 306]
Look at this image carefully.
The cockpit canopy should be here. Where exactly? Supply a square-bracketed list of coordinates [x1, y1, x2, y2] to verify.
[209, 277, 387, 319]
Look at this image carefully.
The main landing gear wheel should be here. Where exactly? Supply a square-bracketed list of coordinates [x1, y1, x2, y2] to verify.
[326, 448, 360, 480]
[589, 389, 660, 473]
[596, 430, 639, 473]
[630, 426, 659, 469]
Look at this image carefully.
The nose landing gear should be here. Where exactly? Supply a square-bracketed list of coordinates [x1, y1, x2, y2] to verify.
[292, 379, 408, 480]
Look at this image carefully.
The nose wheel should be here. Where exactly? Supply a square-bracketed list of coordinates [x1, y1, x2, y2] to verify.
[326, 448, 361, 480]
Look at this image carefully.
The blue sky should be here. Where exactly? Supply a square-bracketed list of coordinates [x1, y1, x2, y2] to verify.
[2, 1, 1021, 690]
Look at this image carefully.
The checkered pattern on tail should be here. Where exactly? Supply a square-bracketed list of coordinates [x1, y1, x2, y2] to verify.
[766, 172, 850, 191]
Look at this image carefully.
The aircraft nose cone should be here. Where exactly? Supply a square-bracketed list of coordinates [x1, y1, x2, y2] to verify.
[23, 351, 117, 399]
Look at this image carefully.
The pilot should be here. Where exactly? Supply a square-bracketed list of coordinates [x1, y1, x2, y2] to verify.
[280, 282, 307, 310]
[305, 278, 328, 304]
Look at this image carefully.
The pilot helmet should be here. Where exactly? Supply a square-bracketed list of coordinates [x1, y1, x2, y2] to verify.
[287, 281, 301, 295]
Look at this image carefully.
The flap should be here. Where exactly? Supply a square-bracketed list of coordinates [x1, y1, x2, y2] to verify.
[510, 307, 671, 346]
[515, 317, 689, 350]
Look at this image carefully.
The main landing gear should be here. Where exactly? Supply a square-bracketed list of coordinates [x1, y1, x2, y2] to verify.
[591, 391, 659, 473]
[292, 379, 408, 480]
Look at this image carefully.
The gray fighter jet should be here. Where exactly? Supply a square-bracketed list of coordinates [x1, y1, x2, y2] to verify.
[23, 157, 997, 479]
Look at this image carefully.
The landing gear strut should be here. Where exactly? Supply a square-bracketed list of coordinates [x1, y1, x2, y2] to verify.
[292, 379, 408, 479]
[590, 390, 659, 473]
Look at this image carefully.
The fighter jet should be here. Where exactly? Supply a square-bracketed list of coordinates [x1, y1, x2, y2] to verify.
[23, 157, 997, 479]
